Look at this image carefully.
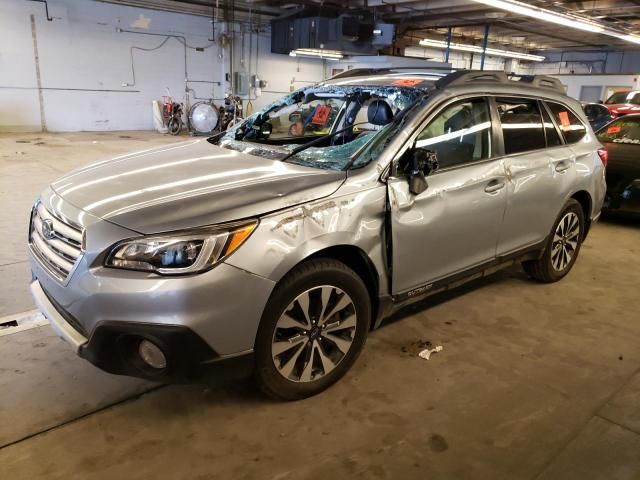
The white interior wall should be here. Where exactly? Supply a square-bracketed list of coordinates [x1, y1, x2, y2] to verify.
[0, 0, 326, 132]
[404, 46, 520, 72]
[548, 74, 640, 101]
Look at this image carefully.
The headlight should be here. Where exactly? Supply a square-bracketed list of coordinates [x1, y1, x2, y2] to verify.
[105, 221, 257, 275]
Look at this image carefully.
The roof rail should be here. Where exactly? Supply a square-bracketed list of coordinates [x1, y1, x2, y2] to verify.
[328, 67, 453, 80]
[435, 70, 565, 93]
[513, 74, 565, 93]
[434, 70, 509, 89]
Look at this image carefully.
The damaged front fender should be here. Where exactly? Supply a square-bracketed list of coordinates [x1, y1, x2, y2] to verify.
[224, 185, 390, 297]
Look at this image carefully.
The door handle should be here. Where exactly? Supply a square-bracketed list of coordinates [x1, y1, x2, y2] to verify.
[555, 160, 571, 173]
[484, 179, 505, 194]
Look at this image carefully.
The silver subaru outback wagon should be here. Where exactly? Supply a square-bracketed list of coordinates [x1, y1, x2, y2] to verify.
[28, 70, 606, 399]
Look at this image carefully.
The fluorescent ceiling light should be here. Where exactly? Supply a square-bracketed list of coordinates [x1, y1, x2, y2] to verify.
[621, 34, 640, 45]
[420, 38, 483, 53]
[469, 0, 640, 46]
[289, 49, 344, 60]
[469, 0, 604, 33]
[419, 38, 545, 62]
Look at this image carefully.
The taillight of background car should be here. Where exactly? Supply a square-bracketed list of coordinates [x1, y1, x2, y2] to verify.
[597, 147, 608, 167]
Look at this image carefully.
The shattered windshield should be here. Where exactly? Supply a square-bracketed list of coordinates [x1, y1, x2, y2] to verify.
[213, 85, 425, 170]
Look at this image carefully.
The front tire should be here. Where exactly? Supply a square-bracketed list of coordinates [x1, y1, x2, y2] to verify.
[523, 199, 585, 283]
[255, 258, 371, 400]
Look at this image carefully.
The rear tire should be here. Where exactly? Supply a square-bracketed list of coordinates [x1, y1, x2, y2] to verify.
[523, 198, 585, 283]
[254, 258, 371, 401]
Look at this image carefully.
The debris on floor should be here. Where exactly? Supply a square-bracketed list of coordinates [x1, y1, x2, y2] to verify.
[401, 339, 433, 355]
[0, 310, 47, 337]
[419, 345, 443, 360]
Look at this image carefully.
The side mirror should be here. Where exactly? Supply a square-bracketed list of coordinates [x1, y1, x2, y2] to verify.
[407, 147, 439, 195]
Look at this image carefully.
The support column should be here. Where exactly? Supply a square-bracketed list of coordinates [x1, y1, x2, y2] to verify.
[480, 24, 490, 71]
[445, 26, 452, 64]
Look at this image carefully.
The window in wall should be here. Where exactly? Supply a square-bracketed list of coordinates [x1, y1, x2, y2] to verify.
[541, 104, 563, 147]
[546, 102, 588, 144]
[415, 98, 491, 169]
[496, 98, 546, 154]
[579, 85, 603, 103]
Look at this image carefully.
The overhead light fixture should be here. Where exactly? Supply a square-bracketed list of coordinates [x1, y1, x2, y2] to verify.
[289, 48, 344, 60]
[418, 38, 545, 62]
[469, 0, 604, 33]
[469, 0, 640, 45]
[420, 38, 483, 54]
[621, 34, 640, 45]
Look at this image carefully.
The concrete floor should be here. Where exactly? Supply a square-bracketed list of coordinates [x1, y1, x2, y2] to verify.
[1, 132, 639, 479]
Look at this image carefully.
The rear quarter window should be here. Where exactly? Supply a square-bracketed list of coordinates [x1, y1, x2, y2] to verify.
[546, 102, 588, 144]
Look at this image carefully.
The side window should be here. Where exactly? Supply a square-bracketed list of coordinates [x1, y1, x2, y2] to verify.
[415, 98, 491, 169]
[496, 98, 546, 154]
[546, 102, 588, 144]
[541, 104, 563, 147]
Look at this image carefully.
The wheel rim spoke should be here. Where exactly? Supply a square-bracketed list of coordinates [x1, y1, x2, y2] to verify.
[296, 292, 313, 327]
[322, 332, 352, 354]
[566, 230, 580, 241]
[277, 339, 309, 379]
[551, 212, 580, 272]
[278, 311, 307, 329]
[300, 345, 315, 382]
[318, 287, 333, 324]
[315, 341, 336, 374]
[324, 313, 357, 333]
[272, 335, 306, 356]
[271, 285, 357, 383]
[319, 293, 352, 325]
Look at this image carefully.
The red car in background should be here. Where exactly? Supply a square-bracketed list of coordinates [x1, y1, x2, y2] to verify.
[604, 90, 640, 117]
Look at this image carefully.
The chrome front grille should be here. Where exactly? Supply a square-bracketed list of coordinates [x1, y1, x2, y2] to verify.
[29, 203, 84, 282]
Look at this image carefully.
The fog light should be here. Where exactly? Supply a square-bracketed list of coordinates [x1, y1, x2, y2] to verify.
[138, 339, 167, 369]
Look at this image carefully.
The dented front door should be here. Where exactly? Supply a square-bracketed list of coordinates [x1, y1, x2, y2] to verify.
[387, 160, 508, 295]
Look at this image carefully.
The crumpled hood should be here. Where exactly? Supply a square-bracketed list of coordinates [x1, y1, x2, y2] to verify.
[51, 139, 346, 233]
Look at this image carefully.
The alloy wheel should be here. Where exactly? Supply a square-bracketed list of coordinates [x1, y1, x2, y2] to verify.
[271, 286, 357, 383]
[551, 211, 580, 271]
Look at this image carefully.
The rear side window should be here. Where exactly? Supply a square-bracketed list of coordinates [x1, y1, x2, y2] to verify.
[546, 102, 587, 144]
[496, 98, 546, 154]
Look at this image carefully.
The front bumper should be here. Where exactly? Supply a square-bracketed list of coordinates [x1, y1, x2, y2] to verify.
[31, 280, 88, 352]
[31, 278, 257, 382]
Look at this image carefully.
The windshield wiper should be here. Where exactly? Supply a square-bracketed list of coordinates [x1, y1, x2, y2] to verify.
[279, 123, 369, 162]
